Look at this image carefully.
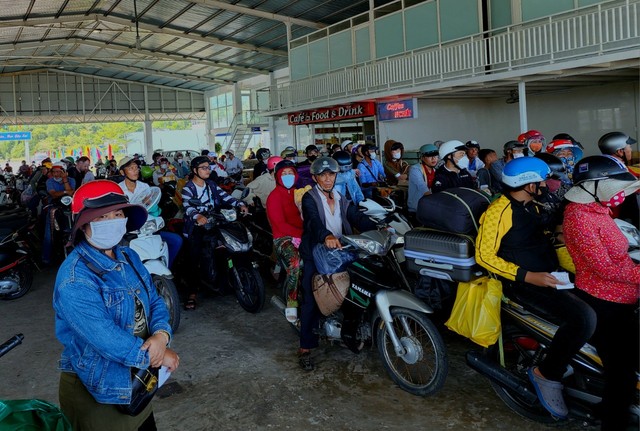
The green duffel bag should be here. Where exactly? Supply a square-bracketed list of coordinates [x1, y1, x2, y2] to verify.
[0, 399, 72, 431]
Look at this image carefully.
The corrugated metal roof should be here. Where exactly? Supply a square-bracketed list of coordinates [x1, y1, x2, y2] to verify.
[0, 0, 391, 92]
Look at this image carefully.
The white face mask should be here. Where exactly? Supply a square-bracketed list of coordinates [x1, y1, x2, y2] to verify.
[177, 158, 183, 163]
[53, 177, 63, 183]
[455, 155, 469, 170]
[391, 151, 401, 160]
[161, 163, 168, 170]
[86, 217, 128, 250]
[513, 152, 525, 159]
[369, 152, 377, 160]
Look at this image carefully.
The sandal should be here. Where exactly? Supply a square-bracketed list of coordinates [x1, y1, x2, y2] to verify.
[184, 297, 197, 311]
[528, 366, 568, 419]
[298, 351, 314, 371]
[285, 307, 298, 323]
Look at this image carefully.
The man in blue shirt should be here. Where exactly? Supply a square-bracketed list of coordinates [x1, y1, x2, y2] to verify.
[43, 161, 76, 264]
[357, 143, 386, 199]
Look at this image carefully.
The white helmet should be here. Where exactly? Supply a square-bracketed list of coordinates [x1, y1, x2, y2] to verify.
[438, 140, 466, 160]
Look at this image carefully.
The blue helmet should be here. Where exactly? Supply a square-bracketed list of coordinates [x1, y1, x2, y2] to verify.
[501, 157, 551, 188]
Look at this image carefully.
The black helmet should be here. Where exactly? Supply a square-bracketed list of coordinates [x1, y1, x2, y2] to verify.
[305, 144, 319, 155]
[310, 157, 339, 175]
[274, 159, 296, 176]
[597, 132, 636, 155]
[256, 148, 271, 161]
[362, 143, 378, 154]
[503, 140, 525, 155]
[571, 155, 635, 185]
[534, 152, 566, 176]
[332, 150, 352, 173]
[190, 156, 210, 172]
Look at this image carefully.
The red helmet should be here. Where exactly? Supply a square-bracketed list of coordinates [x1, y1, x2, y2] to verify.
[71, 180, 147, 242]
[523, 129, 545, 154]
[266, 156, 283, 172]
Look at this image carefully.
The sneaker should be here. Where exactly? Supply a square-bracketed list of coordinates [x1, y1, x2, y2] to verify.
[298, 351, 314, 371]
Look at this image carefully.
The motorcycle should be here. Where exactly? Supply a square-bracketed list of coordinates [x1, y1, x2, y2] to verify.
[189, 198, 265, 313]
[0, 206, 36, 300]
[358, 196, 412, 264]
[465, 220, 640, 426]
[272, 228, 449, 397]
[126, 187, 181, 333]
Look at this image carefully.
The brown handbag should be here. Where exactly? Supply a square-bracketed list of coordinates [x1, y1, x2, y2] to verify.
[312, 271, 350, 316]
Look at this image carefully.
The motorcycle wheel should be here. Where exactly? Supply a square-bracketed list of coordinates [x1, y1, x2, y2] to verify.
[152, 275, 181, 333]
[0, 261, 33, 300]
[486, 328, 563, 424]
[376, 308, 448, 397]
[230, 265, 265, 313]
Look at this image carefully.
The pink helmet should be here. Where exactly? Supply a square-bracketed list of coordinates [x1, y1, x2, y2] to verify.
[266, 156, 283, 171]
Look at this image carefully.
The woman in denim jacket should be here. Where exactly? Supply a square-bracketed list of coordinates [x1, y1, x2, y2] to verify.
[54, 180, 179, 431]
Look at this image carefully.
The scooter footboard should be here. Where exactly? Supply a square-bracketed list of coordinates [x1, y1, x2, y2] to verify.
[375, 290, 433, 323]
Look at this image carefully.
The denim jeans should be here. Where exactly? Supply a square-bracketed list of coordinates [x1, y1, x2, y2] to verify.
[158, 231, 182, 269]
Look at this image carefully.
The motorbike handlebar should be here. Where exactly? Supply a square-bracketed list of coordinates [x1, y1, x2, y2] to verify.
[0, 334, 24, 359]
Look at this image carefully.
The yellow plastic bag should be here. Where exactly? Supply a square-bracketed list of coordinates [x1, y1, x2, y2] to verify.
[555, 245, 576, 274]
[445, 276, 503, 348]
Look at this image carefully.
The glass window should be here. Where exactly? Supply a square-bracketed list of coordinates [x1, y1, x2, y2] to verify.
[209, 91, 233, 129]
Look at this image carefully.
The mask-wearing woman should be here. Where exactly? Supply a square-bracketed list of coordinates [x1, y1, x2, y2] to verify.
[54, 180, 179, 431]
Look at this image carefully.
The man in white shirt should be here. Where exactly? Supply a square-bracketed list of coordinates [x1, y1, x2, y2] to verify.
[223, 149, 244, 181]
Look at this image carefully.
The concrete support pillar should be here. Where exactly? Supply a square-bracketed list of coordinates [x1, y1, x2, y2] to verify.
[143, 120, 154, 157]
[369, 0, 376, 60]
[518, 81, 527, 133]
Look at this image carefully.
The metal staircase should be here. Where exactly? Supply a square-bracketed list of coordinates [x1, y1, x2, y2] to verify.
[221, 110, 267, 157]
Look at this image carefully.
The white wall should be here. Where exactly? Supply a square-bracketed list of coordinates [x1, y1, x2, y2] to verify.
[378, 81, 639, 156]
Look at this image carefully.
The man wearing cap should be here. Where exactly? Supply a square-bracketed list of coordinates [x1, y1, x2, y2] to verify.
[223, 149, 243, 181]
[118, 156, 183, 269]
[408, 144, 439, 214]
[432, 140, 475, 192]
[465, 140, 485, 178]
[207, 152, 228, 179]
[42, 161, 77, 264]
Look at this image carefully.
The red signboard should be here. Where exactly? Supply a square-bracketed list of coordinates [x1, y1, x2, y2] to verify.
[288, 102, 375, 125]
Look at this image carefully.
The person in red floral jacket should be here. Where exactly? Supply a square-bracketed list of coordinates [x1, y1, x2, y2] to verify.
[563, 155, 640, 431]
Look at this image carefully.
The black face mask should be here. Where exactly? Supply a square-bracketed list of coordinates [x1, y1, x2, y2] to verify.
[307, 155, 318, 162]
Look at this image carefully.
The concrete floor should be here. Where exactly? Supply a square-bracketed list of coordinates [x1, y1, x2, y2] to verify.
[0, 266, 596, 431]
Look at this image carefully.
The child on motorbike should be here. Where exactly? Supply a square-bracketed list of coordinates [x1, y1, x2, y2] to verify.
[266, 159, 303, 323]
[475, 157, 596, 419]
[563, 155, 640, 430]
[298, 157, 377, 371]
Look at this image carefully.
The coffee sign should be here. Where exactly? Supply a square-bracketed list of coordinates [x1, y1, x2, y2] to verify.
[288, 102, 375, 125]
[377, 99, 417, 121]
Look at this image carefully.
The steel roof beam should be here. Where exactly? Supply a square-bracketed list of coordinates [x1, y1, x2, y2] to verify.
[0, 37, 269, 74]
[0, 14, 288, 57]
[188, 0, 324, 29]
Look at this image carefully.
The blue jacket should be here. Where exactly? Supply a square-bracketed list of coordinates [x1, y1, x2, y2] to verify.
[334, 170, 364, 205]
[53, 241, 172, 404]
[357, 159, 386, 185]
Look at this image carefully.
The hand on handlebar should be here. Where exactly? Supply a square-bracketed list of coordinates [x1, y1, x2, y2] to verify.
[324, 235, 342, 249]
[239, 205, 250, 216]
[195, 214, 208, 226]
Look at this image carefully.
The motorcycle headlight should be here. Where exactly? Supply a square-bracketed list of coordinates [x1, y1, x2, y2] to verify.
[221, 209, 237, 222]
[220, 230, 249, 252]
[138, 219, 158, 236]
[348, 237, 386, 255]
